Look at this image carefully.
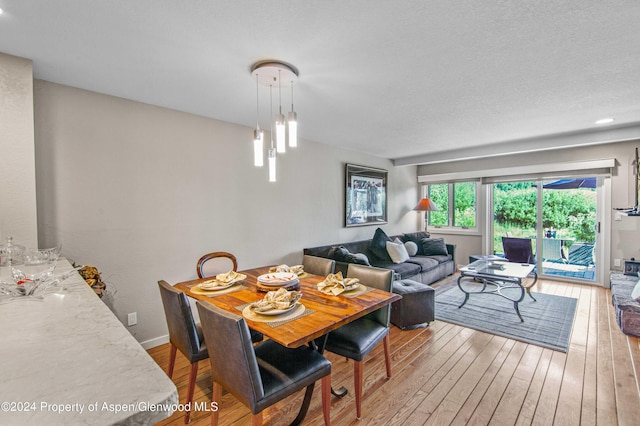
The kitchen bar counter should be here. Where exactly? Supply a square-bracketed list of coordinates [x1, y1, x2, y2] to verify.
[0, 259, 177, 425]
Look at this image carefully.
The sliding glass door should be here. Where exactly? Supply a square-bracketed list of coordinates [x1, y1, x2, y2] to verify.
[492, 177, 598, 282]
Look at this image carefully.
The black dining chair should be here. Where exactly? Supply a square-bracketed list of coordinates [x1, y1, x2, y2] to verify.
[196, 300, 332, 426]
[157, 280, 209, 424]
[322, 264, 393, 419]
[196, 251, 238, 279]
[302, 254, 336, 276]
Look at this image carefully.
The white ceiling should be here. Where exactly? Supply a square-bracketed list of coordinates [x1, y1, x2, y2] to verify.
[1, 0, 639, 165]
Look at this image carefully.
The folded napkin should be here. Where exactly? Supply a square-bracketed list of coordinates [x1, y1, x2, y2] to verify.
[269, 264, 305, 275]
[316, 272, 360, 296]
[215, 270, 243, 283]
[250, 288, 302, 312]
[199, 270, 244, 289]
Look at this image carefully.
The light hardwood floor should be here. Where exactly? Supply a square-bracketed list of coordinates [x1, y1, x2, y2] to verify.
[147, 275, 640, 425]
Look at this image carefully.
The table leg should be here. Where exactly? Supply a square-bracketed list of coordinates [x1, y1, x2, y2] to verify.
[314, 334, 349, 397]
[457, 275, 472, 308]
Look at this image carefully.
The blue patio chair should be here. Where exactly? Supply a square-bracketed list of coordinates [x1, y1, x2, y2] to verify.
[568, 243, 595, 266]
[542, 238, 566, 263]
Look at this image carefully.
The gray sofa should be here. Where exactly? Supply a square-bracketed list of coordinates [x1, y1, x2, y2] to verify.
[303, 230, 455, 286]
[610, 272, 640, 337]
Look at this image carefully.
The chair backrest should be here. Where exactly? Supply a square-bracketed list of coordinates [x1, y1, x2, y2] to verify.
[197, 251, 238, 279]
[502, 237, 534, 264]
[157, 280, 202, 360]
[542, 238, 563, 262]
[346, 264, 393, 326]
[196, 300, 264, 411]
[303, 255, 335, 276]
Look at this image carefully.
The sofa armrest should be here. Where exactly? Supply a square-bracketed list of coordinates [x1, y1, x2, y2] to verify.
[446, 244, 456, 263]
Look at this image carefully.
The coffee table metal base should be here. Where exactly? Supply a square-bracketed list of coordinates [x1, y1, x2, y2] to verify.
[457, 272, 538, 322]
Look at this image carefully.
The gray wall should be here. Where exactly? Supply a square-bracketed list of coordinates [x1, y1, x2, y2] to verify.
[32, 80, 420, 346]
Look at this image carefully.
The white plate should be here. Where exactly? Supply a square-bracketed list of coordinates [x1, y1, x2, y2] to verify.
[257, 272, 299, 286]
[250, 302, 299, 316]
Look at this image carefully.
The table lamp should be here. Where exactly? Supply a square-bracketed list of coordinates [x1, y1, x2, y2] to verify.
[413, 197, 438, 232]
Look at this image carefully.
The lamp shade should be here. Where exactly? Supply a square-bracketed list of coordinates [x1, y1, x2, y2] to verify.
[413, 198, 438, 211]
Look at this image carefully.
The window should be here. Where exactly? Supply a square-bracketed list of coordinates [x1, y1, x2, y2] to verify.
[427, 181, 477, 229]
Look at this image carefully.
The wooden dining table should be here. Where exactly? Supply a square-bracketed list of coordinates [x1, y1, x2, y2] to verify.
[174, 265, 401, 425]
[175, 266, 401, 348]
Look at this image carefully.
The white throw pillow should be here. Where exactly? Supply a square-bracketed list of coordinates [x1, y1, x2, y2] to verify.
[404, 241, 418, 256]
[631, 278, 640, 302]
[386, 239, 410, 264]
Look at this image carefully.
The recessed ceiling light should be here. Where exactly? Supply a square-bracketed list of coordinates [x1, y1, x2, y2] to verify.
[595, 118, 615, 125]
[0, 8, 4, 15]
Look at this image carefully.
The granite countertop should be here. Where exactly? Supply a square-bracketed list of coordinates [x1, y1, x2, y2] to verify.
[0, 259, 177, 425]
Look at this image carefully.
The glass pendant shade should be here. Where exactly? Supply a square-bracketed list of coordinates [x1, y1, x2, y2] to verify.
[276, 114, 286, 153]
[288, 111, 297, 148]
[268, 148, 277, 182]
[253, 129, 263, 167]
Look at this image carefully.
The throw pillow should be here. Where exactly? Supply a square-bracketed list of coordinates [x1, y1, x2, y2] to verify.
[421, 237, 448, 256]
[402, 232, 431, 255]
[404, 241, 419, 256]
[370, 228, 392, 261]
[632, 278, 640, 302]
[345, 252, 371, 266]
[386, 239, 410, 264]
[331, 246, 350, 262]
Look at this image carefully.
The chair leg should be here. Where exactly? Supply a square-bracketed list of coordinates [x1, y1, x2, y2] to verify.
[383, 334, 392, 378]
[251, 411, 263, 426]
[184, 361, 198, 424]
[354, 360, 363, 419]
[211, 382, 222, 426]
[322, 374, 331, 426]
[168, 344, 177, 378]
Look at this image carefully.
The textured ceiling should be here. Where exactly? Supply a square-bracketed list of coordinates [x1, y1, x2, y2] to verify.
[1, 0, 639, 164]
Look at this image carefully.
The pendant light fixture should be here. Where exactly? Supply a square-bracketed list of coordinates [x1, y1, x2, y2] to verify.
[268, 85, 276, 182]
[288, 81, 298, 148]
[276, 69, 286, 153]
[253, 74, 263, 167]
[250, 60, 299, 181]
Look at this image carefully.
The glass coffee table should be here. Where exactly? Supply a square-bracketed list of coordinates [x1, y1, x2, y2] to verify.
[458, 259, 538, 321]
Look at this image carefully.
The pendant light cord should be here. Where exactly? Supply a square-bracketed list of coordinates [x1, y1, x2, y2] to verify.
[255, 74, 260, 130]
[269, 85, 274, 148]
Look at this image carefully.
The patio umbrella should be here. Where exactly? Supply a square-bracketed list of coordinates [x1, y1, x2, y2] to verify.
[542, 177, 596, 189]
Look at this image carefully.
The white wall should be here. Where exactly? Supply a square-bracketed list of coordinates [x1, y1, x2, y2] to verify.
[32, 80, 419, 346]
[0, 53, 38, 247]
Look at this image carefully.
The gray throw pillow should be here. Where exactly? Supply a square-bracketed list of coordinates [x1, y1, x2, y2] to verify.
[346, 252, 371, 266]
[402, 232, 431, 255]
[421, 238, 448, 256]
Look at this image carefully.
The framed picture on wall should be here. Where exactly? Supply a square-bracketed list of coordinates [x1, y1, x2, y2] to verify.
[345, 164, 388, 227]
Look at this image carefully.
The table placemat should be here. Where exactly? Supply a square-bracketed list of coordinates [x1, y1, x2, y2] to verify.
[236, 303, 314, 328]
[190, 284, 247, 297]
[342, 284, 375, 298]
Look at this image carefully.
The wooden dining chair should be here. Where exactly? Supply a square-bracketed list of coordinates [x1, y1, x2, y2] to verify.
[196, 251, 238, 279]
[302, 255, 336, 276]
[322, 264, 393, 419]
[195, 250, 263, 343]
[157, 280, 209, 424]
[196, 300, 332, 426]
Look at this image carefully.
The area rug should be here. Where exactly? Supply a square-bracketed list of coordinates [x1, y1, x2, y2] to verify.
[435, 283, 577, 352]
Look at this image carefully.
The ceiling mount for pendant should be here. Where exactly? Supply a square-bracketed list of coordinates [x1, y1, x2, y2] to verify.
[251, 60, 299, 86]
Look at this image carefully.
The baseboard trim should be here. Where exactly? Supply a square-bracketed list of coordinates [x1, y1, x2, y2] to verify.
[141, 334, 169, 350]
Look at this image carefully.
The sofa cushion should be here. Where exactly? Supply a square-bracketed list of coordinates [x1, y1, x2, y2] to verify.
[404, 241, 418, 256]
[370, 260, 421, 279]
[386, 239, 410, 264]
[421, 238, 448, 256]
[370, 228, 392, 262]
[632, 277, 640, 302]
[402, 232, 431, 255]
[405, 256, 440, 272]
